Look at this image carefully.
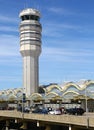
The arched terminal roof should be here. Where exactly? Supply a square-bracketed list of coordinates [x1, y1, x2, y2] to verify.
[81, 80, 94, 90]
[62, 82, 81, 91]
[45, 84, 62, 93]
[0, 80, 94, 102]
[29, 93, 44, 101]
[62, 91, 79, 99]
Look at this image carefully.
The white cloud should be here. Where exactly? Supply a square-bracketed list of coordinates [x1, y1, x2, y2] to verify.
[0, 76, 21, 82]
[48, 7, 74, 15]
[41, 46, 94, 63]
[0, 26, 18, 32]
[43, 22, 81, 37]
[0, 34, 19, 57]
[53, 22, 91, 32]
[43, 47, 93, 56]
[0, 57, 22, 66]
[0, 14, 18, 23]
[48, 7, 92, 18]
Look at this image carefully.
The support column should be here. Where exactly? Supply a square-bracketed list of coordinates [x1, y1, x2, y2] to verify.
[20, 122, 27, 130]
[69, 125, 71, 130]
[6, 127, 8, 130]
[6, 120, 9, 130]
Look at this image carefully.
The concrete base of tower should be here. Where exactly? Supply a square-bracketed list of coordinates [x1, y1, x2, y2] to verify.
[22, 55, 39, 96]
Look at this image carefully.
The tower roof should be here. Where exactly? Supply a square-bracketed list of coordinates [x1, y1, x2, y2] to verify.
[19, 8, 41, 18]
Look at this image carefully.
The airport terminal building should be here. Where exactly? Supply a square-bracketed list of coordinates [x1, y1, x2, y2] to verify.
[0, 79, 94, 112]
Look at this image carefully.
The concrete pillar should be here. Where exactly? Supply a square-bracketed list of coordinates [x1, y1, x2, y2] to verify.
[6, 120, 9, 130]
[15, 119, 17, 123]
[6, 127, 9, 130]
[69, 125, 71, 130]
[20, 122, 27, 130]
[37, 121, 40, 127]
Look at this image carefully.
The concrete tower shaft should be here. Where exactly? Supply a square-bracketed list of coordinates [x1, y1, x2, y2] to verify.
[19, 8, 42, 96]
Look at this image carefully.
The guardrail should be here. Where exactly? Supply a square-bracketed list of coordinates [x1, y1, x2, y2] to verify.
[0, 110, 94, 128]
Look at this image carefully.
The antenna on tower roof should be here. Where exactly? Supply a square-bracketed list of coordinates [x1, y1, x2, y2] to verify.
[24, 0, 28, 9]
[37, 4, 40, 11]
[32, 1, 41, 12]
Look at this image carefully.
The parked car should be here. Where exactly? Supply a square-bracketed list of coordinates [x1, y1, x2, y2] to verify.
[32, 107, 48, 114]
[47, 107, 53, 112]
[66, 107, 85, 115]
[48, 109, 62, 115]
[17, 104, 22, 112]
[17, 105, 30, 113]
[76, 108, 85, 115]
[24, 106, 30, 113]
[59, 107, 67, 114]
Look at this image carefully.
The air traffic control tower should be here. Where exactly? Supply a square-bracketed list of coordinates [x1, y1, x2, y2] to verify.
[19, 8, 42, 96]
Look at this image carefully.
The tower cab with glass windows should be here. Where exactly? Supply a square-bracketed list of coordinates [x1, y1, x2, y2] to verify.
[19, 8, 40, 21]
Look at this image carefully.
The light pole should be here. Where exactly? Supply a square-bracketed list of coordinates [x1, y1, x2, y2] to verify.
[22, 93, 26, 119]
[85, 88, 88, 113]
[85, 88, 89, 128]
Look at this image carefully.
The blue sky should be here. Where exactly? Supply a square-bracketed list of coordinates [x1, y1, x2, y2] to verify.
[0, 0, 94, 90]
